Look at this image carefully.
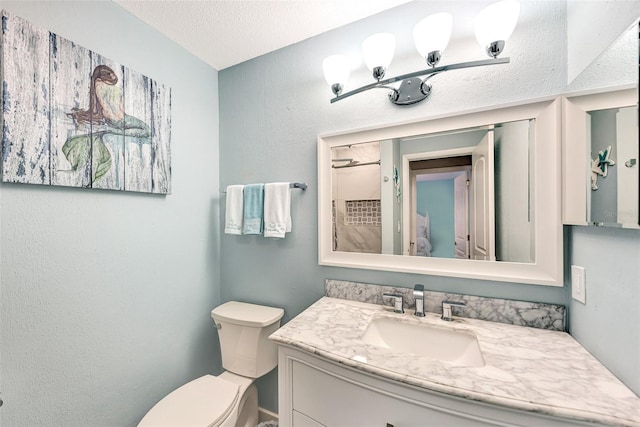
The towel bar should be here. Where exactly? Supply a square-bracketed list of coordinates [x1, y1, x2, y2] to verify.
[290, 182, 308, 190]
[221, 182, 307, 193]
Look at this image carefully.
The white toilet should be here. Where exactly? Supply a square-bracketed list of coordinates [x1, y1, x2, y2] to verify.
[138, 301, 284, 427]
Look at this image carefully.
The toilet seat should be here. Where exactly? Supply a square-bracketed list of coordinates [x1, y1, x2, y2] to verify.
[138, 375, 239, 427]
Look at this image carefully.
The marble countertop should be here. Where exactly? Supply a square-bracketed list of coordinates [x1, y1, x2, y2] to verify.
[270, 297, 640, 427]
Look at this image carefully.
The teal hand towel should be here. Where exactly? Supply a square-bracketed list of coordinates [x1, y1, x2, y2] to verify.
[243, 183, 264, 234]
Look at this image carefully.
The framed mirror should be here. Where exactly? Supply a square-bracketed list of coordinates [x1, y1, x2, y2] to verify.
[562, 19, 639, 228]
[318, 99, 563, 286]
[563, 89, 639, 228]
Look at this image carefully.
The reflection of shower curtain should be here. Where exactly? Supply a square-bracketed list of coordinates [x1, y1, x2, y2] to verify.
[416, 213, 432, 256]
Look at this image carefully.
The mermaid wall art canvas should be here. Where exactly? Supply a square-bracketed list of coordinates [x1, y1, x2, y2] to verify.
[1, 10, 171, 194]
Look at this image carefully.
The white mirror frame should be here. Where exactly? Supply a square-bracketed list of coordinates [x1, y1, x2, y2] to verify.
[562, 86, 639, 228]
[318, 98, 563, 286]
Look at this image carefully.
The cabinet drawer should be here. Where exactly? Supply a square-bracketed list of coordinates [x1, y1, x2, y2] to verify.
[292, 360, 494, 427]
[293, 410, 325, 427]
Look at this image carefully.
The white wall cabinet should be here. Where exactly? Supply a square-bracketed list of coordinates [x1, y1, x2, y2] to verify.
[562, 88, 639, 228]
[277, 346, 604, 427]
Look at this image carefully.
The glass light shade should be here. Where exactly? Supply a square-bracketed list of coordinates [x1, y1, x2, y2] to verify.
[474, 0, 520, 47]
[413, 13, 453, 58]
[362, 33, 396, 71]
[322, 55, 350, 86]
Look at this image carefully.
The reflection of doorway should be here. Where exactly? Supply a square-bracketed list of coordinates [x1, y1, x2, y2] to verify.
[409, 157, 471, 258]
[401, 129, 498, 259]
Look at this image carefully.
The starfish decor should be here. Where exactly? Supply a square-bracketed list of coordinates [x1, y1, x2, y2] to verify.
[590, 145, 615, 191]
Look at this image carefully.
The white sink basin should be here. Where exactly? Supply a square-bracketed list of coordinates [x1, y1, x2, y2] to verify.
[361, 316, 485, 367]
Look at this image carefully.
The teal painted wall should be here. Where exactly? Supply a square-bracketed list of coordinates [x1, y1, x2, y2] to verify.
[416, 180, 455, 258]
[0, 1, 221, 425]
[569, 227, 640, 394]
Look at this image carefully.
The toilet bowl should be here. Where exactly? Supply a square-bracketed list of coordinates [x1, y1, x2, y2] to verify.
[138, 301, 284, 427]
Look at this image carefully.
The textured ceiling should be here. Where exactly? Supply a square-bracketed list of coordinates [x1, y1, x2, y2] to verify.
[115, 0, 413, 71]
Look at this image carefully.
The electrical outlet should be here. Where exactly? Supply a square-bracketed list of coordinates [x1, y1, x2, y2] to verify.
[571, 265, 586, 304]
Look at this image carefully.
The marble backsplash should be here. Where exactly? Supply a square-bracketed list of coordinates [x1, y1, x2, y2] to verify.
[325, 279, 566, 331]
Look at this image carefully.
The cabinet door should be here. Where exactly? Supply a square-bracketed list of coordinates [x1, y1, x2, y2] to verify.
[292, 360, 495, 427]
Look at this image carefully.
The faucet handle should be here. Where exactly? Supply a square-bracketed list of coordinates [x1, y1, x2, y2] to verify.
[382, 293, 404, 314]
[441, 300, 466, 321]
[443, 300, 466, 307]
[413, 284, 425, 317]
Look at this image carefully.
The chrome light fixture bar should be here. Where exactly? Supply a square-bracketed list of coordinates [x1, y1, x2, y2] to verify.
[331, 57, 510, 105]
[323, 0, 520, 106]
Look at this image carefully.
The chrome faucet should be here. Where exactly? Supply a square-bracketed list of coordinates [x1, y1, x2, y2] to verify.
[382, 293, 404, 314]
[413, 284, 425, 317]
[441, 300, 466, 321]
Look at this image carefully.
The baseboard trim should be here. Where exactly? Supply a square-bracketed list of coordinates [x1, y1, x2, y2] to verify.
[258, 407, 278, 423]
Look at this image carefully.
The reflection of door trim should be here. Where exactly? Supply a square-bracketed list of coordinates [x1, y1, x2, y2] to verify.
[409, 168, 416, 255]
[454, 171, 471, 259]
[470, 131, 496, 261]
[402, 147, 474, 255]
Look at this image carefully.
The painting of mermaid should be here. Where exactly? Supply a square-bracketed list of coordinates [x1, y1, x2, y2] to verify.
[1, 10, 171, 194]
[64, 65, 151, 187]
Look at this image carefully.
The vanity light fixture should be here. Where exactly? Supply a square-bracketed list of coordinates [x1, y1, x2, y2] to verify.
[322, 0, 520, 106]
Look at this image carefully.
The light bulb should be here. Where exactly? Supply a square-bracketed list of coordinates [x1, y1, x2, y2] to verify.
[413, 13, 453, 66]
[322, 55, 350, 96]
[474, 0, 520, 58]
[362, 33, 395, 80]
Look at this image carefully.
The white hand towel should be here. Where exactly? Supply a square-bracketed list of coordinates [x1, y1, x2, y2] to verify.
[264, 182, 291, 238]
[224, 185, 244, 235]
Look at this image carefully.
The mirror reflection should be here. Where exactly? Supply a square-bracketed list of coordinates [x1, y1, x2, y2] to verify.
[330, 119, 535, 264]
[588, 106, 639, 226]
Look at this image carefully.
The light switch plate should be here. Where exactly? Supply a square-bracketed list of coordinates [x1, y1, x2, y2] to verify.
[571, 265, 586, 304]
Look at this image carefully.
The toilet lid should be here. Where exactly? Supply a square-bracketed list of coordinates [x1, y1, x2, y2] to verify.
[211, 301, 284, 327]
[138, 375, 239, 427]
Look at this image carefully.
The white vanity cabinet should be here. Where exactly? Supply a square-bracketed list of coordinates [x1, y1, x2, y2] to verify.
[278, 346, 602, 427]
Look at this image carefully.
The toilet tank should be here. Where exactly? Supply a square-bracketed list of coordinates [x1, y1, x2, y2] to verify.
[211, 301, 284, 378]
